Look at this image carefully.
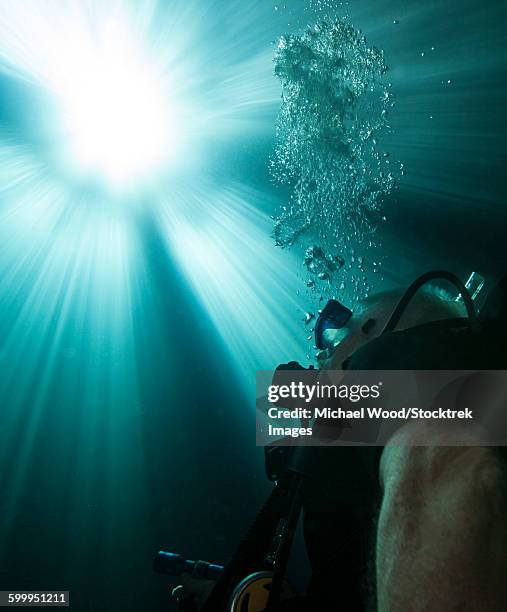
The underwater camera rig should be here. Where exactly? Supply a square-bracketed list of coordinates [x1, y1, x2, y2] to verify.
[154, 270, 507, 612]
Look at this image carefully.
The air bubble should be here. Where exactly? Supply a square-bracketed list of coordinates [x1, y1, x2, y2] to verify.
[303, 312, 315, 323]
[271, 17, 400, 307]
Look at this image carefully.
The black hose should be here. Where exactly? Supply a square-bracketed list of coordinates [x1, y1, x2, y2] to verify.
[201, 485, 286, 612]
[382, 270, 478, 335]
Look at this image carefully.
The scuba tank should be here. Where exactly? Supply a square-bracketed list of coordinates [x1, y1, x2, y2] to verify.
[343, 271, 507, 371]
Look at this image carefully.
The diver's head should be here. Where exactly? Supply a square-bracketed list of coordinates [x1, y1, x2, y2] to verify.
[317, 286, 464, 371]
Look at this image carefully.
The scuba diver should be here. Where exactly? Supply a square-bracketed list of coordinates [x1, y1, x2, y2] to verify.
[300, 280, 507, 611]
[155, 271, 507, 611]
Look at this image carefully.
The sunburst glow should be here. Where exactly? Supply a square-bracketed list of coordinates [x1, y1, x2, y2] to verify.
[57, 22, 180, 185]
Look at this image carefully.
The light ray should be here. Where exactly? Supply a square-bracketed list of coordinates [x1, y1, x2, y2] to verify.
[158, 180, 311, 385]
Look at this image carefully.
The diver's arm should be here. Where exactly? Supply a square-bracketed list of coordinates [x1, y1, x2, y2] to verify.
[376, 426, 507, 612]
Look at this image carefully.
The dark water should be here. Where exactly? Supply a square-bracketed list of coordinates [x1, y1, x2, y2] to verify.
[0, 1, 506, 610]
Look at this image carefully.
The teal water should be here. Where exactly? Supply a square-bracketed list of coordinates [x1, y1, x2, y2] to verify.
[0, 1, 506, 610]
